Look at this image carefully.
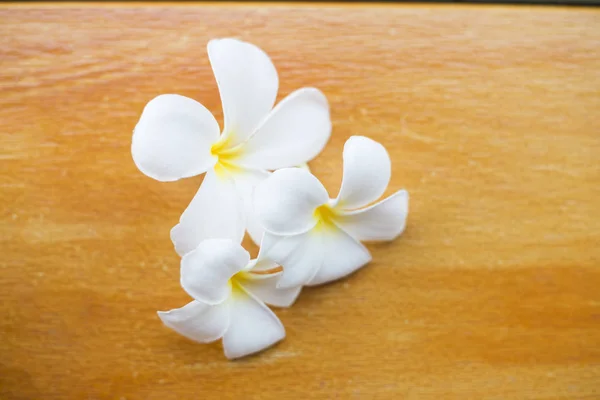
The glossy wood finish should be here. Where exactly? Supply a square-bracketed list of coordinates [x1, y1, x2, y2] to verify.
[1, 3, 599, 399]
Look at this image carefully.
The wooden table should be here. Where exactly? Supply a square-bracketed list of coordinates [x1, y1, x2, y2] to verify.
[1, 3, 599, 399]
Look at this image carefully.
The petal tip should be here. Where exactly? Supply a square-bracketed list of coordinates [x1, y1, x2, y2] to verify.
[279, 288, 302, 308]
[156, 309, 176, 325]
[223, 334, 285, 360]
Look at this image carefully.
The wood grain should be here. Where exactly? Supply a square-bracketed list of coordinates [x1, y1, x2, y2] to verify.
[1, 3, 599, 399]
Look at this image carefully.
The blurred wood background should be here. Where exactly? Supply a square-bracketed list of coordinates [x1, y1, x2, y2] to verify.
[1, 3, 599, 399]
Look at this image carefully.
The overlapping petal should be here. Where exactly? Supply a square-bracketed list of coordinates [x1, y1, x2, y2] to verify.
[157, 300, 229, 343]
[180, 239, 250, 305]
[307, 224, 372, 286]
[334, 190, 409, 242]
[248, 233, 282, 272]
[131, 94, 219, 182]
[333, 136, 391, 210]
[260, 231, 324, 289]
[208, 38, 278, 149]
[248, 243, 279, 272]
[254, 168, 329, 236]
[236, 88, 331, 170]
[222, 287, 285, 359]
[240, 273, 301, 308]
[171, 170, 245, 256]
[231, 168, 271, 245]
[261, 222, 372, 288]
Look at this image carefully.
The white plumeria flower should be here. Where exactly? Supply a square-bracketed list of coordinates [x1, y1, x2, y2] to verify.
[254, 136, 409, 289]
[131, 38, 331, 255]
[158, 238, 300, 360]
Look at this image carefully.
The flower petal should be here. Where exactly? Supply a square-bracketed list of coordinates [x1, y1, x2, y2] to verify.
[306, 224, 372, 286]
[250, 234, 280, 272]
[222, 287, 285, 359]
[254, 168, 329, 236]
[157, 300, 229, 343]
[333, 136, 391, 210]
[180, 239, 250, 305]
[239, 273, 301, 308]
[171, 170, 245, 256]
[208, 38, 278, 148]
[260, 231, 323, 289]
[334, 190, 409, 242]
[131, 94, 219, 182]
[231, 168, 271, 246]
[236, 88, 331, 170]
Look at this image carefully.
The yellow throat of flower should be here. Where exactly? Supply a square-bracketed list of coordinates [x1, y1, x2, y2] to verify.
[228, 276, 246, 297]
[211, 135, 243, 176]
[313, 203, 337, 230]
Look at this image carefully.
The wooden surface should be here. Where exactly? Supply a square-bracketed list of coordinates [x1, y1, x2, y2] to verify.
[1, 3, 600, 399]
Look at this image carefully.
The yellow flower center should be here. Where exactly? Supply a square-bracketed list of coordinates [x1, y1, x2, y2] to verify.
[313, 203, 337, 230]
[228, 265, 284, 298]
[211, 134, 243, 176]
[228, 275, 246, 297]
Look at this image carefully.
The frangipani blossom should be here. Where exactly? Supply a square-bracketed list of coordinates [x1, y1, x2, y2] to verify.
[254, 136, 409, 289]
[158, 238, 300, 360]
[131, 38, 331, 255]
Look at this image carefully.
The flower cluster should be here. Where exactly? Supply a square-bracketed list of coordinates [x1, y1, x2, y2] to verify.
[132, 38, 409, 359]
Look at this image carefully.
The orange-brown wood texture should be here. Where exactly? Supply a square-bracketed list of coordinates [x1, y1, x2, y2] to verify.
[1, 3, 599, 399]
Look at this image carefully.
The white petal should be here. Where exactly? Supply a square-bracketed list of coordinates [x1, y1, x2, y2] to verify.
[307, 224, 372, 286]
[171, 170, 245, 256]
[208, 38, 278, 148]
[157, 300, 229, 343]
[239, 273, 301, 308]
[260, 231, 323, 289]
[243, 233, 280, 272]
[333, 136, 391, 210]
[222, 287, 285, 359]
[231, 168, 270, 246]
[180, 239, 250, 305]
[236, 88, 331, 170]
[131, 94, 219, 182]
[334, 190, 409, 242]
[254, 168, 329, 236]
[250, 234, 280, 272]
